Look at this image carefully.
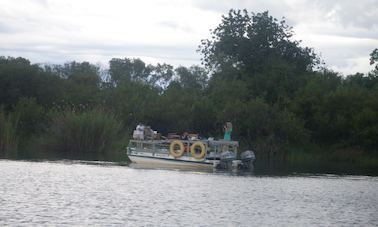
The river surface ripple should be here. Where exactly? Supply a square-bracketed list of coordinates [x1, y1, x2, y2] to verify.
[0, 160, 377, 226]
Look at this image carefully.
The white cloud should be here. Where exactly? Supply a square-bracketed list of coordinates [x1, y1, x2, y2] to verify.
[0, 0, 377, 74]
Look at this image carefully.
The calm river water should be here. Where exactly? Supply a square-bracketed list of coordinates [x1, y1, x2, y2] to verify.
[0, 160, 377, 226]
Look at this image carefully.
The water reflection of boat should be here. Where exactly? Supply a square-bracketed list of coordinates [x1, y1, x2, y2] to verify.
[126, 139, 255, 171]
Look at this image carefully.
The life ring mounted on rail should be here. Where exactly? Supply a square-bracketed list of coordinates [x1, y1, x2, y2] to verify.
[190, 141, 206, 160]
[169, 140, 185, 158]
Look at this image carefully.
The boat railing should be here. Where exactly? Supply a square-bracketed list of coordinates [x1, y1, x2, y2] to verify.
[128, 139, 239, 159]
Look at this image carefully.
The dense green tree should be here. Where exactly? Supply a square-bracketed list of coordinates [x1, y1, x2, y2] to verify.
[200, 9, 319, 103]
[109, 58, 152, 85]
[353, 92, 378, 151]
[108, 58, 176, 91]
[175, 65, 208, 91]
[0, 57, 64, 109]
[199, 10, 318, 73]
[51, 61, 102, 107]
[292, 70, 341, 132]
[345, 72, 378, 90]
[157, 81, 197, 133]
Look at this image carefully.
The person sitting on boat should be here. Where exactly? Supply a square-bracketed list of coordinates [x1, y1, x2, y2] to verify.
[223, 122, 232, 141]
[181, 132, 189, 140]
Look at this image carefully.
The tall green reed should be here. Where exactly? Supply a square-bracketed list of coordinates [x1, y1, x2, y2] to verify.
[46, 108, 126, 161]
[0, 109, 19, 158]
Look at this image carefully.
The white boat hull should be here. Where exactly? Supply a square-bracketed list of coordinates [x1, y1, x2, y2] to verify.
[128, 155, 214, 171]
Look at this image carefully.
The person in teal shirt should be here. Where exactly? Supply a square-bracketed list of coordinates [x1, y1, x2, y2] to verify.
[223, 122, 232, 141]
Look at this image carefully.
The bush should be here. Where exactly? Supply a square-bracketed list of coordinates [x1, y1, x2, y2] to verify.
[13, 97, 46, 139]
[0, 109, 19, 158]
[45, 109, 126, 161]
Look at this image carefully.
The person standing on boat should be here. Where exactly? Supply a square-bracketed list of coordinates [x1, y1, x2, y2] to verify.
[223, 122, 232, 141]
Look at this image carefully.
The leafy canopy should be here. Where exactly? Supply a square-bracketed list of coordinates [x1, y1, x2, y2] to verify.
[199, 9, 319, 74]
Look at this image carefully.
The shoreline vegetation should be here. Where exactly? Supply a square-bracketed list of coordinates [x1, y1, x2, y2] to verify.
[1, 9, 378, 175]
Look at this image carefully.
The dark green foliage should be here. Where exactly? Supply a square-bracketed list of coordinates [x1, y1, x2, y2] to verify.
[200, 10, 319, 104]
[49, 61, 102, 107]
[0, 56, 64, 109]
[109, 58, 152, 84]
[53, 61, 101, 86]
[199, 10, 318, 73]
[109, 58, 175, 90]
[175, 66, 208, 91]
[45, 109, 125, 161]
[13, 97, 46, 138]
[0, 109, 19, 158]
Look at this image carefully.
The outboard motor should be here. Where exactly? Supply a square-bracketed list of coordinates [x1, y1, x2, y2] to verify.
[240, 150, 255, 170]
[216, 150, 236, 170]
[241, 150, 255, 161]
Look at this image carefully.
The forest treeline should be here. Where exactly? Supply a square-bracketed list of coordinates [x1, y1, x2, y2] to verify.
[0, 10, 377, 170]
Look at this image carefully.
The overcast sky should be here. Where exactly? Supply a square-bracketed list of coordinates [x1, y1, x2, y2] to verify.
[0, 0, 377, 75]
